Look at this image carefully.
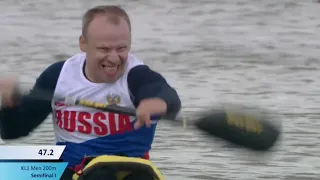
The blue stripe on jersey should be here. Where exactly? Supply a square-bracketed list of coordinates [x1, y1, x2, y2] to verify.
[57, 119, 157, 168]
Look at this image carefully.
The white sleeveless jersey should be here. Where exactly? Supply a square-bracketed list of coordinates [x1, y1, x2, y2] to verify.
[51, 52, 144, 143]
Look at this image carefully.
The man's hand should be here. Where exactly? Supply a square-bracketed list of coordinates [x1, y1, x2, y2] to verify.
[134, 98, 167, 130]
[0, 76, 19, 108]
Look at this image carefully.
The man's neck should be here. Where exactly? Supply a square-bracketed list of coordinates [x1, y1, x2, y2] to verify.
[83, 60, 99, 83]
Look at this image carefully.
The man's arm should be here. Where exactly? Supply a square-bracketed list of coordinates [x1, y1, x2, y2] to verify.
[127, 65, 181, 118]
[0, 61, 65, 139]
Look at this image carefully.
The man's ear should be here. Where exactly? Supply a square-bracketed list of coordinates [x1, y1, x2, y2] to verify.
[79, 35, 87, 52]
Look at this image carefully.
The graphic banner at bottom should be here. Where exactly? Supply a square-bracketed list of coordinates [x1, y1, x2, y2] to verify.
[0, 162, 68, 180]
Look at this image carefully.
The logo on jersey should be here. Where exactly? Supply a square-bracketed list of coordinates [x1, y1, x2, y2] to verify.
[107, 94, 121, 105]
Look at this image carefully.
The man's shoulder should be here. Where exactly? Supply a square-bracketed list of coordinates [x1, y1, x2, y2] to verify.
[35, 53, 85, 90]
[127, 53, 144, 69]
[127, 64, 167, 85]
[35, 60, 65, 89]
[42, 53, 85, 75]
[41, 60, 65, 76]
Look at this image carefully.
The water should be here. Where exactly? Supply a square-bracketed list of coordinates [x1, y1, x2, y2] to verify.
[0, 0, 320, 179]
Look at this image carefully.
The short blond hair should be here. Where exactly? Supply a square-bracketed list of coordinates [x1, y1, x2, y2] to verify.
[82, 5, 131, 38]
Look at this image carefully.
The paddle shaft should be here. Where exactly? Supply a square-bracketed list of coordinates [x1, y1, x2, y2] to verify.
[4, 86, 281, 151]
[8, 86, 189, 126]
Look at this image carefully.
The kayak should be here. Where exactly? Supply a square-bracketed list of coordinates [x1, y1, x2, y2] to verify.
[72, 155, 164, 180]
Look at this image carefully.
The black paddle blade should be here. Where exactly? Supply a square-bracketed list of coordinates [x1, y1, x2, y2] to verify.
[194, 108, 281, 151]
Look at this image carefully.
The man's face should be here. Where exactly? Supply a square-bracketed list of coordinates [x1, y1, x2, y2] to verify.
[80, 15, 131, 83]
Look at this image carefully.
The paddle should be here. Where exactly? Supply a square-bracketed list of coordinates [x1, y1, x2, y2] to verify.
[9, 86, 282, 151]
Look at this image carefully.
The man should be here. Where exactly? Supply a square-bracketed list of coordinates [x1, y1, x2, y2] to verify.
[0, 5, 181, 180]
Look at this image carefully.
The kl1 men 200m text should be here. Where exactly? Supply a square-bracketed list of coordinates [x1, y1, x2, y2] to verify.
[21, 165, 57, 178]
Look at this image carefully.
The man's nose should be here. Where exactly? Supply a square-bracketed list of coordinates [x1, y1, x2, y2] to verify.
[108, 50, 120, 59]
[106, 50, 120, 63]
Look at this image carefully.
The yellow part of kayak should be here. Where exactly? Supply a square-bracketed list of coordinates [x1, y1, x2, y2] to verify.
[72, 155, 164, 180]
